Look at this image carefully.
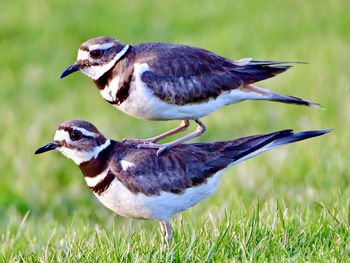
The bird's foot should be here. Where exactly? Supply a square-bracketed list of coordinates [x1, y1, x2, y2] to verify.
[156, 145, 170, 156]
[122, 138, 155, 144]
[135, 142, 171, 156]
[135, 142, 161, 149]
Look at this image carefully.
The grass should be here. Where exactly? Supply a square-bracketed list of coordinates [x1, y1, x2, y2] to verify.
[2, 200, 350, 261]
[0, 0, 349, 261]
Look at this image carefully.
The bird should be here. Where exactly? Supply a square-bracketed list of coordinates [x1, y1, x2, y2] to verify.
[35, 120, 329, 242]
[60, 36, 319, 155]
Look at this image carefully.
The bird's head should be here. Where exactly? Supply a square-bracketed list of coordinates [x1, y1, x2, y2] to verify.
[35, 120, 111, 164]
[60, 36, 129, 80]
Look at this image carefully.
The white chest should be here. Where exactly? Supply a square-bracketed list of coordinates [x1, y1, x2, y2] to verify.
[99, 76, 121, 102]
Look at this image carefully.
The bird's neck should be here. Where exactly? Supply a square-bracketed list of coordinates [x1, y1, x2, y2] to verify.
[93, 46, 133, 90]
[94, 53, 135, 105]
[93, 63, 118, 91]
[79, 140, 116, 178]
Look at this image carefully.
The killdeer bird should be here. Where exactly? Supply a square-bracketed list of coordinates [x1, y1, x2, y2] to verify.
[60, 37, 319, 155]
[35, 120, 329, 242]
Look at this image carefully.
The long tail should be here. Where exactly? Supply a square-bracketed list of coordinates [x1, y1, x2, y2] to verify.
[208, 129, 331, 166]
[230, 59, 319, 107]
[193, 129, 330, 166]
[227, 129, 331, 164]
[267, 129, 331, 148]
[239, 84, 320, 108]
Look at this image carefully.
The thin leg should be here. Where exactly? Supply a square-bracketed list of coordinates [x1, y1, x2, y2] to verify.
[122, 120, 190, 144]
[156, 119, 206, 156]
[146, 120, 190, 143]
[160, 221, 172, 244]
[135, 119, 206, 156]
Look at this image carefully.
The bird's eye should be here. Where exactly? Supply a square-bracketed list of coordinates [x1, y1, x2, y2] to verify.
[90, 49, 104, 59]
[70, 130, 83, 141]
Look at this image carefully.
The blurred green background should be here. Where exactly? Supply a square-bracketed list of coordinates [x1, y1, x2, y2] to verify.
[0, 0, 349, 260]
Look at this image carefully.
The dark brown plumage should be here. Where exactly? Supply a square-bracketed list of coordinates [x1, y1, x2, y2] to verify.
[35, 119, 330, 242]
[78, 129, 326, 196]
[92, 43, 293, 106]
[60, 37, 319, 155]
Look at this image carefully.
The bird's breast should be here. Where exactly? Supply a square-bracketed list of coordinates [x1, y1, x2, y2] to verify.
[99, 75, 121, 102]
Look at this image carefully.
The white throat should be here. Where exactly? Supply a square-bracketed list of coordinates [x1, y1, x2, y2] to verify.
[78, 45, 130, 80]
[56, 137, 111, 165]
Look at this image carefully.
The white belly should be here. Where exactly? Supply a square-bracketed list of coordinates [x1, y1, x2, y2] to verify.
[94, 170, 224, 221]
[102, 63, 267, 121]
[116, 86, 234, 120]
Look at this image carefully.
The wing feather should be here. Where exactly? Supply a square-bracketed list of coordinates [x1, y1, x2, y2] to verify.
[110, 131, 290, 196]
[134, 43, 292, 105]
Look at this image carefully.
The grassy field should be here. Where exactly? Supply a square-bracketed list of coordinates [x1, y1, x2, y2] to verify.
[1, 0, 349, 261]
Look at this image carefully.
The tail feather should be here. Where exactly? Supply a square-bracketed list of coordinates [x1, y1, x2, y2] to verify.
[231, 64, 291, 83]
[241, 84, 320, 108]
[248, 60, 307, 66]
[269, 129, 332, 148]
[231, 59, 305, 84]
[234, 58, 307, 67]
[269, 93, 320, 108]
[213, 129, 331, 165]
[191, 129, 330, 171]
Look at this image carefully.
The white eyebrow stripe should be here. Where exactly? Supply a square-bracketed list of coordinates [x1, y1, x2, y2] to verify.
[74, 127, 97, 137]
[89, 43, 115, 51]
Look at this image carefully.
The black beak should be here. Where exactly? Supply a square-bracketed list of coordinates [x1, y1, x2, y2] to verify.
[60, 63, 80, 78]
[35, 141, 58, 154]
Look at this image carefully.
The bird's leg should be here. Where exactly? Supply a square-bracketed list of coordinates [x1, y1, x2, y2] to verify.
[122, 138, 150, 144]
[160, 220, 172, 244]
[122, 120, 190, 144]
[135, 119, 206, 156]
[145, 120, 190, 143]
[156, 119, 206, 156]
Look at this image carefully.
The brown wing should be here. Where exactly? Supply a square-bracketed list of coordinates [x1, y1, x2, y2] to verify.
[110, 130, 291, 196]
[136, 43, 291, 105]
[110, 145, 226, 196]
